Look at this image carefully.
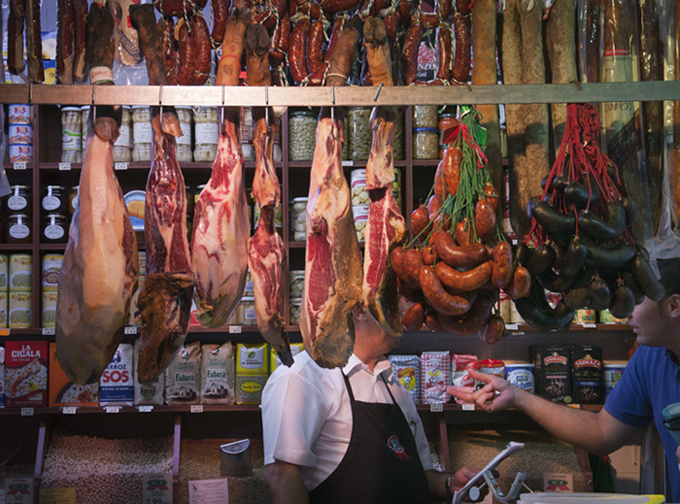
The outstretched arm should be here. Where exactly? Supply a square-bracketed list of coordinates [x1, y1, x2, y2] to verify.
[265, 460, 310, 504]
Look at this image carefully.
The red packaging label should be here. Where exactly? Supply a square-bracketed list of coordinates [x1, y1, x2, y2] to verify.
[5, 341, 48, 408]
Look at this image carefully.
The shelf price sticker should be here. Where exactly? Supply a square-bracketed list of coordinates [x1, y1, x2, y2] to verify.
[191, 405, 203, 414]
[582, 323, 597, 329]
[115, 162, 128, 171]
[138, 405, 154, 413]
[62, 407, 77, 415]
[124, 326, 137, 335]
[229, 325, 242, 334]
[429, 404, 444, 413]
[341, 160, 354, 167]
[42, 327, 56, 336]
[13, 161, 26, 170]
[59, 162, 72, 171]
[142, 473, 173, 504]
[105, 406, 121, 413]
[506, 324, 519, 331]
[462, 404, 475, 411]
[21, 408, 34, 416]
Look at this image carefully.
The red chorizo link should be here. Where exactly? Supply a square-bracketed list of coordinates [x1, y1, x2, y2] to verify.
[72, 0, 87, 82]
[444, 145, 462, 197]
[307, 19, 325, 74]
[176, 19, 196, 86]
[402, 302, 426, 331]
[8, 0, 25, 75]
[370, 0, 388, 17]
[307, 62, 329, 85]
[154, 0, 182, 16]
[475, 198, 496, 241]
[491, 241, 513, 288]
[483, 181, 500, 215]
[269, 14, 290, 67]
[435, 260, 493, 293]
[57, 0, 73, 83]
[433, 230, 490, 268]
[210, 0, 230, 47]
[503, 265, 531, 299]
[455, 219, 469, 245]
[434, 161, 444, 200]
[411, 206, 431, 238]
[320, 0, 360, 13]
[452, 13, 470, 83]
[392, 247, 417, 288]
[427, 194, 442, 220]
[396, 0, 413, 24]
[402, 14, 422, 85]
[424, 311, 446, 332]
[296, 1, 322, 20]
[456, 0, 472, 16]
[420, 11, 439, 30]
[289, 17, 311, 84]
[420, 266, 471, 316]
[404, 248, 425, 288]
[421, 243, 437, 266]
[436, 24, 452, 82]
[439, 0, 452, 20]
[440, 291, 495, 335]
[193, 14, 212, 85]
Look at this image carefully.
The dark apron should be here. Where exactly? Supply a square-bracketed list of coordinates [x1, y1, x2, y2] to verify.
[309, 371, 432, 504]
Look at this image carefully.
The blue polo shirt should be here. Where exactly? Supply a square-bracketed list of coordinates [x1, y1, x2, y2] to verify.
[605, 345, 680, 501]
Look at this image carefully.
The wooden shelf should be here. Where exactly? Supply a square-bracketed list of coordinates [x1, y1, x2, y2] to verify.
[0, 404, 262, 416]
[415, 403, 604, 412]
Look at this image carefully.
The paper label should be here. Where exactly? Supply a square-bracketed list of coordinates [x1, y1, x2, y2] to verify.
[4, 477, 34, 503]
[142, 473, 173, 504]
[188, 479, 228, 504]
[39, 487, 76, 504]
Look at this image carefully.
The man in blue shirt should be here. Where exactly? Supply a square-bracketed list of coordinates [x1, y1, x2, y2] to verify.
[448, 257, 680, 501]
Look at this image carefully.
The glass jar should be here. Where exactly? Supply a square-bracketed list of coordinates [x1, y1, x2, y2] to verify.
[42, 185, 67, 214]
[176, 106, 193, 163]
[289, 270, 305, 299]
[7, 185, 31, 214]
[243, 269, 254, 296]
[288, 110, 317, 161]
[412, 105, 438, 129]
[438, 112, 459, 158]
[341, 118, 349, 161]
[193, 106, 219, 162]
[80, 105, 90, 140]
[6, 213, 32, 244]
[290, 298, 302, 326]
[241, 107, 254, 162]
[132, 106, 152, 162]
[42, 213, 68, 243]
[241, 296, 257, 326]
[413, 128, 439, 159]
[290, 197, 308, 242]
[69, 186, 79, 215]
[113, 106, 132, 163]
[273, 120, 283, 162]
[348, 107, 372, 161]
[194, 184, 206, 205]
[352, 204, 369, 241]
[61, 106, 82, 163]
[394, 114, 404, 161]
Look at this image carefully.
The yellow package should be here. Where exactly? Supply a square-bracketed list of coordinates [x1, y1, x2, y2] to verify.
[235, 343, 268, 404]
[269, 343, 304, 374]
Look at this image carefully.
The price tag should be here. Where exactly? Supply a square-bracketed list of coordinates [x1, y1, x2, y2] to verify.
[124, 326, 137, 334]
[462, 404, 475, 411]
[429, 404, 444, 412]
[114, 162, 128, 171]
[105, 406, 121, 413]
[229, 325, 242, 334]
[21, 408, 34, 416]
[138, 405, 154, 413]
[62, 407, 77, 415]
[191, 405, 203, 413]
[188, 479, 228, 503]
[506, 324, 519, 331]
[42, 327, 56, 336]
[13, 161, 26, 170]
[582, 323, 597, 329]
[341, 160, 354, 167]
[58, 162, 72, 171]
[143, 473, 173, 504]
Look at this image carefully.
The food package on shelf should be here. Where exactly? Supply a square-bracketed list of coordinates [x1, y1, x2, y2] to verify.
[420, 351, 450, 404]
[270, 343, 303, 374]
[165, 342, 201, 405]
[49, 343, 98, 407]
[200, 342, 235, 405]
[533, 345, 572, 405]
[388, 355, 421, 404]
[235, 343, 269, 405]
[4, 341, 48, 408]
[99, 344, 134, 406]
[572, 345, 604, 405]
[133, 338, 164, 406]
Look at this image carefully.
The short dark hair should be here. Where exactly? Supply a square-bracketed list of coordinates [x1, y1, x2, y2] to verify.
[656, 258, 680, 297]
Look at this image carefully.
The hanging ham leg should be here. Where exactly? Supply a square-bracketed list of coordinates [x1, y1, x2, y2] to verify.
[191, 107, 249, 328]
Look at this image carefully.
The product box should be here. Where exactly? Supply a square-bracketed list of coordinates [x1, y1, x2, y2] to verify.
[572, 345, 604, 405]
[0, 346, 5, 408]
[505, 363, 535, 394]
[533, 345, 572, 404]
[235, 343, 269, 405]
[389, 354, 420, 404]
[200, 342, 235, 405]
[420, 351, 450, 404]
[48, 343, 98, 407]
[4, 341, 48, 408]
[165, 341, 201, 405]
[270, 343, 304, 374]
[99, 343, 134, 406]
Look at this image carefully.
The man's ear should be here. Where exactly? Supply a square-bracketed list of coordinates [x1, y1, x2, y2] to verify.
[352, 303, 367, 322]
[668, 294, 680, 318]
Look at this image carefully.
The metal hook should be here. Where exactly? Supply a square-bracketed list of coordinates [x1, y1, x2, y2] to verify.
[265, 85, 270, 125]
[159, 84, 164, 131]
[373, 83, 383, 102]
[330, 85, 336, 127]
[220, 85, 226, 125]
[91, 84, 96, 122]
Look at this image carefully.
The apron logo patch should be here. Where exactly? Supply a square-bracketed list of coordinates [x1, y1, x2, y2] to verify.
[387, 435, 410, 460]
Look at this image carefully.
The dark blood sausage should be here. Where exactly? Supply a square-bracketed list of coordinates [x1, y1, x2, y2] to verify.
[589, 276, 612, 311]
[564, 178, 601, 208]
[440, 292, 495, 335]
[420, 266, 471, 316]
[491, 241, 513, 288]
[610, 284, 635, 319]
[514, 283, 574, 330]
[564, 287, 592, 310]
[530, 199, 576, 241]
[479, 313, 506, 344]
[475, 198, 496, 241]
[307, 19, 325, 75]
[269, 14, 291, 67]
[452, 13, 470, 83]
[176, 20, 196, 85]
[537, 268, 577, 293]
[289, 17, 311, 84]
[435, 260, 493, 293]
[503, 266, 531, 299]
[320, 0, 360, 13]
[578, 202, 626, 240]
[585, 242, 635, 269]
[402, 15, 422, 85]
[584, 0, 599, 83]
[162, 17, 177, 84]
[629, 251, 666, 301]
[402, 302, 426, 331]
[433, 230, 490, 269]
[193, 14, 212, 86]
[526, 242, 555, 276]
[210, 0, 230, 47]
[553, 237, 587, 277]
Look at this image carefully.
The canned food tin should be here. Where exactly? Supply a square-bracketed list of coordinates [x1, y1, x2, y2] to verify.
[9, 291, 32, 328]
[0, 254, 8, 290]
[574, 308, 596, 324]
[9, 124, 32, 144]
[352, 204, 370, 242]
[9, 143, 32, 163]
[0, 291, 7, 328]
[599, 309, 628, 324]
[351, 169, 367, 206]
[8, 104, 31, 125]
[505, 363, 535, 393]
[42, 254, 63, 291]
[42, 291, 58, 328]
[9, 254, 32, 291]
[603, 362, 626, 398]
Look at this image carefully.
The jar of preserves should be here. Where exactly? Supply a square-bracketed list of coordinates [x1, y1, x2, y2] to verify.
[241, 296, 257, 326]
[290, 197, 308, 242]
[412, 105, 438, 129]
[80, 105, 91, 140]
[289, 270, 305, 299]
[61, 106, 82, 163]
[244, 269, 254, 296]
[193, 106, 219, 162]
[8, 185, 31, 214]
[438, 112, 458, 158]
[113, 106, 132, 163]
[42, 185, 67, 214]
[348, 107, 372, 161]
[413, 128, 439, 159]
[394, 114, 404, 161]
[176, 106, 193, 163]
[6, 213, 32, 244]
[69, 186, 79, 215]
[132, 106, 152, 162]
[42, 214, 68, 243]
[288, 110, 317, 161]
[341, 118, 349, 160]
[290, 298, 302, 326]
